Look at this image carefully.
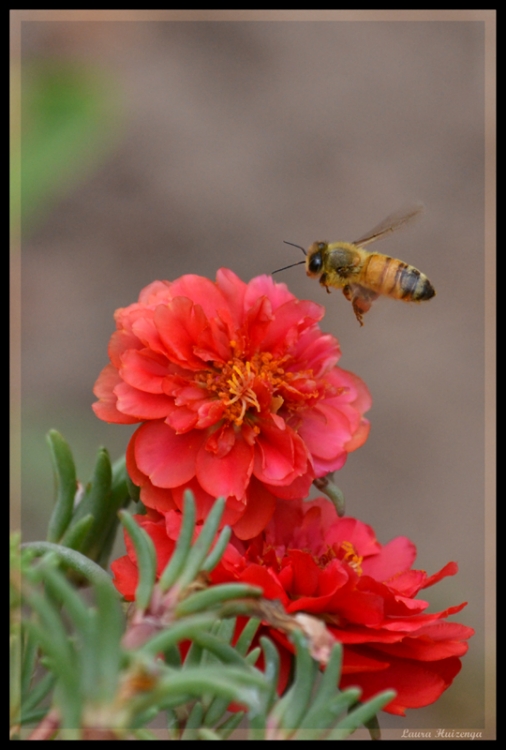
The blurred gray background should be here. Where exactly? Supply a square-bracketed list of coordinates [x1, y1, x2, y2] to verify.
[18, 16, 490, 733]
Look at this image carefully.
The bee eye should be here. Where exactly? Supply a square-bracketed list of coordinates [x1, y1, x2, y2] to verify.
[309, 254, 323, 273]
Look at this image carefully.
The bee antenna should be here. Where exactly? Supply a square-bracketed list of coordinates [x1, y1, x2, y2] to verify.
[272, 260, 306, 275]
[283, 240, 307, 256]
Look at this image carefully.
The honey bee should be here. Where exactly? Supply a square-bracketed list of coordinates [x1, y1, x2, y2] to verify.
[273, 202, 435, 325]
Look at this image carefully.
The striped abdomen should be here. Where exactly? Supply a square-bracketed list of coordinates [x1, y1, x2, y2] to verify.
[360, 253, 435, 301]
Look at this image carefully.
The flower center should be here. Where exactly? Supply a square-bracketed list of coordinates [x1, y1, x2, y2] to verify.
[222, 360, 261, 424]
[197, 349, 292, 427]
[339, 541, 363, 575]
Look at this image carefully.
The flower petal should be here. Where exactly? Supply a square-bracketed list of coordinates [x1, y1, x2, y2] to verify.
[92, 365, 139, 424]
[155, 297, 210, 370]
[133, 420, 203, 488]
[115, 382, 174, 420]
[339, 654, 463, 715]
[196, 430, 254, 499]
[119, 349, 170, 393]
[231, 477, 277, 540]
[360, 536, 418, 581]
[168, 274, 230, 320]
[253, 419, 310, 485]
[110, 555, 138, 601]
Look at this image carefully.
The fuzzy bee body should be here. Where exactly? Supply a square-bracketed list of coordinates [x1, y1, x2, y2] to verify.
[354, 249, 434, 301]
[275, 203, 435, 326]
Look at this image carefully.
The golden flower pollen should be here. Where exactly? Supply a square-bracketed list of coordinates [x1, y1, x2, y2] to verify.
[196, 349, 295, 427]
[340, 541, 363, 575]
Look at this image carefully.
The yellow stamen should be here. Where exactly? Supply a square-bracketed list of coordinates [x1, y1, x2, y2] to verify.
[340, 541, 363, 575]
[193, 344, 319, 427]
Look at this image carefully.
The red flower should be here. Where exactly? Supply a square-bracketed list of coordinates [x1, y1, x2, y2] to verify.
[111, 499, 474, 716]
[93, 270, 370, 538]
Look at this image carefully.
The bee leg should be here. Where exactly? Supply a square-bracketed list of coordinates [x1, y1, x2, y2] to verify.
[352, 290, 379, 326]
[353, 308, 365, 326]
[342, 286, 363, 324]
[319, 272, 331, 293]
[342, 285, 378, 326]
[342, 285, 353, 301]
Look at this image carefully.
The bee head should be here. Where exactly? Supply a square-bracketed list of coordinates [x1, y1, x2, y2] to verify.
[306, 242, 327, 277]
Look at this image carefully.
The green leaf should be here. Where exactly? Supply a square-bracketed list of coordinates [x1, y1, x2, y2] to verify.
[53, 678, 83, 733]
[20, 542, 118, 592]
[131, 727, 159, 739]
[215, 710, 246, 738]
[71, 447, 114, 562]
[201, 525, 232, 572]
[20, 626, 38, 699]
[92, 580, 124, 702]
[20, 707, 51, 726]
[199, 620, 240, 722]
[20, 671, 56, 716]
[270, 629, 317, 731]
[22, 595, 76, 680]
[244, 647, 261, 665]
[182, 640, 205, 670]
[129, 666, 266, 718]
[118, 511, 157, 611]
[111, 454, 132, 506]
[125, 470, 141, 503]
[93, 505, 129, 571]
[259, 636, 281, 706]
[295, 642, 343, 726]
[86, 453, 133, 570]
[235, 618, 261, 656]
[189, 630, 252, 669]
[10, 631, 21, 728]
[45, 441, 132, 571]
[161, 644, 182, 669]
[200, 619, 235, 670]
[181, 702, 205, 739]
[166, 707, 179, 734]
[72, 448, 112, 524]
[45, 430, 77, 543]
[22, 615, 82, 730]
[129, 704, 162, 730]
[329, 690, 396, 739]
[249, 636, 280, 733]
[158, 490, 196, 592]
[139, 614, 217, 659]
[175, 584, 263, 616]
[291, 688, 361, 738]
[59, 513, 94, 552]
[176, 497, 225, 589]
[364, 712, 381, 741]
[212, 617, 237, 644]
[202, 695, 230, 728]
[36, 562, 91, 637]
[198, 727, 221, 740]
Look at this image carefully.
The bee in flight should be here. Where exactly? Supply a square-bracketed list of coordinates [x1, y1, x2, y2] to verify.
[273, 202, 435, 326]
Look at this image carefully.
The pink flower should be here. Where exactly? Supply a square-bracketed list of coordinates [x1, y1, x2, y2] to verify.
[212, 498, 474, 715]
[93, 270, 371, 538]
[111, 498, 474, 716]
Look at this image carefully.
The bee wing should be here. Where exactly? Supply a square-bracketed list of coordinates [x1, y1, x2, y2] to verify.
[352, 201, 425, 248]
